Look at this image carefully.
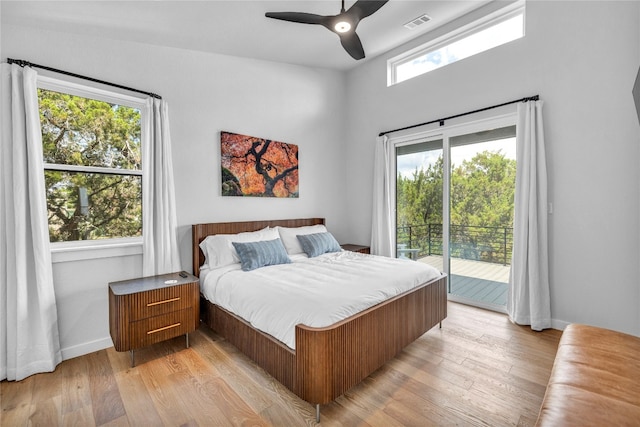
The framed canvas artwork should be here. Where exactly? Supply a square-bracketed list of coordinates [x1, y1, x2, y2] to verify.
[220, 131, 299, 197]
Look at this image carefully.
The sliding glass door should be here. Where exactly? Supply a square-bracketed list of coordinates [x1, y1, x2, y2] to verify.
[395, 118, 516, 312]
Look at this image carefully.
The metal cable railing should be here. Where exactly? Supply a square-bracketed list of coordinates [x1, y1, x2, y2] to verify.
[397, 223, 513, 265]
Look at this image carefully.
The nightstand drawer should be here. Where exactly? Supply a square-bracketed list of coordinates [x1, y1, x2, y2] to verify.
[130, 308, 197, 349]
[129, 283, 196, 321]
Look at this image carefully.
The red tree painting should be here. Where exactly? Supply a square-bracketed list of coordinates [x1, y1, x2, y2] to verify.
[221, 131, 299, 198]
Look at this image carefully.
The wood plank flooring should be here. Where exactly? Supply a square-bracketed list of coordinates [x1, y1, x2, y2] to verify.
[1, 302, 561, 426]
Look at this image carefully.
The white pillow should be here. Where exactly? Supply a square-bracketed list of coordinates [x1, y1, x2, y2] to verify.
[199, 227, 279, 268]
[276, 224, 328, 255]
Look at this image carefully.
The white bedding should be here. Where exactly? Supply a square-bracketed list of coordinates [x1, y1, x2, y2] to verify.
[200, 250, 441, 350]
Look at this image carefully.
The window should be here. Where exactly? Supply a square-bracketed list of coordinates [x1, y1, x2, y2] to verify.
[388, 1, 525, 86]
[38, 78, 145, 244]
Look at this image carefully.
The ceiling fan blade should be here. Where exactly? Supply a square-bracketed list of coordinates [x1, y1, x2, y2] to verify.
[339, 31, 365, 60]
[347, 0, 389, 20]
[265, 12, 326, 25]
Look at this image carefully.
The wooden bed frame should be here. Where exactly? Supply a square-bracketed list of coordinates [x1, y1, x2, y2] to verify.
[192, 218, 447, 421]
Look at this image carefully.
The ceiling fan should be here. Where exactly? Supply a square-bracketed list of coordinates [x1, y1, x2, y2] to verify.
[265, 0, 389, 60]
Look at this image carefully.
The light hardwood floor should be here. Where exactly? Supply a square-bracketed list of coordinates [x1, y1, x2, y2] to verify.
[1, 302, 561, 426]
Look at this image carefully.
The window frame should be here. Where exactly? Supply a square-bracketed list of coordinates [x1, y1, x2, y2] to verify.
[37, 76, 147, 262]
[387, 0, 526, 86]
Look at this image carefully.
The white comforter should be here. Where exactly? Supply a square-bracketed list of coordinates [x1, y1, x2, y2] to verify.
[200, 251, 441, 350]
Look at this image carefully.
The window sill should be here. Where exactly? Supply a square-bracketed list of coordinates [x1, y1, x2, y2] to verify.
[51, 238, 143, 263]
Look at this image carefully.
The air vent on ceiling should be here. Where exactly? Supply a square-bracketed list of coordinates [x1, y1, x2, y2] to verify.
[404, 14, 431, 30]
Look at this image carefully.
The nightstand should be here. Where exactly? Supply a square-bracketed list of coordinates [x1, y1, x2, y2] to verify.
[108, 271, 199, 367]
[340, 244, 371, 254]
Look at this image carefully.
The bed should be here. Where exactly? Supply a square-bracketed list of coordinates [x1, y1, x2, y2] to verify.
[192, 218, 447, 422]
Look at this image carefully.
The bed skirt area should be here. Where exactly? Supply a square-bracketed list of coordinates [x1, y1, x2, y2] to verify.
[201, 273, 447, 406]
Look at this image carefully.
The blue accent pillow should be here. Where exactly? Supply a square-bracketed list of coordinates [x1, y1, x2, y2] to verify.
[232, 238, 292, 271]
[296, 232, 342, 258]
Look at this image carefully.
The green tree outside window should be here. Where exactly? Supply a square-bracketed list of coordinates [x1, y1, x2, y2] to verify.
[397, 150, 515, 264]
[39, 89, 142, 242]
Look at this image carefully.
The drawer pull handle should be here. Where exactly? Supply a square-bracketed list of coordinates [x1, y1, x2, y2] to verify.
[147, 297, 180, 307]
[147, 323, 181, 335]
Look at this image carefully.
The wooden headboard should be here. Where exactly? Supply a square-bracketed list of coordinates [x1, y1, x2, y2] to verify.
[191, 218, 325, 277]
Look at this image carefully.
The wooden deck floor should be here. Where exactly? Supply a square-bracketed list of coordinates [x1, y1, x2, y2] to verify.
[420, 255, 510, 307]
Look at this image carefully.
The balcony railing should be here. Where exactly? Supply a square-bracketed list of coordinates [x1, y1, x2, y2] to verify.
[397, 223, 513, 265]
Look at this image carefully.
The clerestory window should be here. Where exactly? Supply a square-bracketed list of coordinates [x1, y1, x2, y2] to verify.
[388, 1, 525, 86]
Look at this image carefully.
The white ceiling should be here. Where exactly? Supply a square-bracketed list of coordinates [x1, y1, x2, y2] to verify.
[2, 1, 492, 70]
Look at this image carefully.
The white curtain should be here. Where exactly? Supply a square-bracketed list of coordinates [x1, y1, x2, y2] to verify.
[0, 63, 62, 381]
[507, 100, 551, 331]
[370, 135, 395, 257]
[142, 98, 180, 276]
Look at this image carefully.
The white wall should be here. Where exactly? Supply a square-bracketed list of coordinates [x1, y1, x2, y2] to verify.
[2, 24, 348, 359]
[345, 1, 640, 335]
[3, 0, 640, 360]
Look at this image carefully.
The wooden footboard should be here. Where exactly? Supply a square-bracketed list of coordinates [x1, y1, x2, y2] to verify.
[202, 274, 447, 405]
[295, 274, 447, 404]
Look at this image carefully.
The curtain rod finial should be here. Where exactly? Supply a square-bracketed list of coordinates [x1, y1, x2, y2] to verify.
[7, 58, 31, 67]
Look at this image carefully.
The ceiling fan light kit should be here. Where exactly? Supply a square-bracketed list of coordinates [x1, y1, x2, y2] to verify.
[334, 21, 352, 33]
[265, 0, 389, 60]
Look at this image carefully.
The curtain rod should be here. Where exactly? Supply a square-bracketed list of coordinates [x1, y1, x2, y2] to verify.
[378, 95, 539, 137]
[7, 58, 162, 100]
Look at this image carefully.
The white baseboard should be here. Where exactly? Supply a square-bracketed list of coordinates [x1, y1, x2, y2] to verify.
[551, 318, 570, 331]
[61, 337, 113, 361]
